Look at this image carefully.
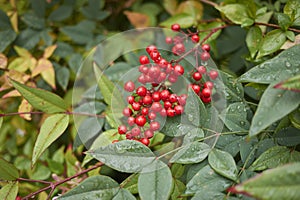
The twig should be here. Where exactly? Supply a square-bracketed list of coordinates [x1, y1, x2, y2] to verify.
[199, 0, 218, 7]
[255, 22, 300, 33]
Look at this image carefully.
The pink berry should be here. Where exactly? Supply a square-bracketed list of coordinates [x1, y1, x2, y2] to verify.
[209, 70, 218, 80]
[124, 81, 135, 92]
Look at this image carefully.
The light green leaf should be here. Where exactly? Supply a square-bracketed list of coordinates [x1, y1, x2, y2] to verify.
[138, 160, 173, 200]
[185, 165, 232, 194]
[208, 149, 238, 181]
[113, 188, 136, 200]
[257, 29, 286, 58]
[216, 4, 254, 25]
[163, 0, 178, 15]
[0, 158, 19, 181]
[32, 114, 69, 165]
[275, 13, 292, 31]
[58, 175, 119, 199]
[90, 129, 119, 150]
[274, 73, 300, 92]
[0, 182, 18, 200]
[246, 26, 263, 58]
[191, 190, 226, 200]
[121, 174, 139, 194]
[249, 84, 300, 137]
[176, 0, 203, 21]
[239, 44, 300, 84]
[10, 79, 68, 113]
[198, 21, 225, 44]
[250, 146, 300, 171]
[89, 140, 155, 173]
[160, 13, 195, 28]
[231, 163, 300, 200]
[171, 179, 185, 200]
[170, 142, 210, 164]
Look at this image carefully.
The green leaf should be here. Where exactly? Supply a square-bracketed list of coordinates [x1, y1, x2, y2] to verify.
[246, 26, 263, 58]
[176, 0, 203, 21]
[90, 129, 119, 150]
[160, 13, 195, 28]
[138, 160, 173, 200]
[22, 13, 45, 29]
[10, 79, 68, 113]
[0, 29, 17, 53]
[290, 108, 300, 129]
[48, 5, 73, 21]
[274, 74, 300, 92]
[208, 148, 238, 181]
[230, 163, 300, 200]
[284, 0, 300, 20]
[285, 30, 295, 41]
[163, 0, 178, 15]
[121, 174, 139, 194]
[220, 102, 250, 132]
[113, 188, 136, 200]
[275, 13, 292, 31]
[239, 44, 300, 84]
[276, 127, 300, 146]
[170, 142, 210, 164]
[216, 4, 254, 26]
[89, 140, 155, 173]
[56, 67, 70, 91]
[249, 84, 300, 137]
[250, 146, 300, 171]
[0, 110, 3, 130]
[198, 21, 225, 44]
[191, 190, 226, 200]
[185, 165, 232, 194]
[171, 179, 185, 200]
[257, 29, 286, 58]
[58, 175, 119, 199]
[216, 134, 245, 157]
[0, 182, 18, 200]
[0, 158, 19, 180]
[32, 114, 69, 165]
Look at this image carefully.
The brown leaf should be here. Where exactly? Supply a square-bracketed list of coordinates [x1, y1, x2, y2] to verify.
[124, 11, 150, 28]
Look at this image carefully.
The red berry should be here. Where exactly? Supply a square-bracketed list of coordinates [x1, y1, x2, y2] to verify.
[178, 94, 187, 106]
[144, 129, 154, 139]
[15, 197, 22, 200]
[171, 23, 181, 31]
[150, 50, 161, 62]
[123, 107, 132, 117]
[124, 81, 135, 92]
[140, 138, 150, 146]
[191, 84, 201, 94]
[169, 93, 177, 103]
[174, 64, 184, 75]
[138, 74, 147, 84]
[209, 70, 218, 80]
[174, 105, 184, 115]
[172, 43, 185, 55]
[148, 112, 157, 120]
[135, 115, 147, 126]
[143, 95, 152, 105]
[136, 86, 147, 97]
[127, 96, 135, 104]
[197, 66, 206, 74]
[139, 65, 149, 74]
[126, 132, 133, 139]
[202, 44, 211, 52]
[167, 108, 175, 117]
[160, 108, 167, 117]
[150, 121, 160, 131]
[164, 101, 172, 109]
[160, 90, 170, 101]
[192, 72, 202, 81]
[152, 91, 161, 102]
[151, 102, 163, 112]
[139, 55, 150, 64]
[148, 66, 161, 78]
[201, 88, 211, 98]
[201, 96, 211, 103]
[204, 81, 214, 89]
[118, 125, 127, 134]
[191, 34, 200, 43]
[141, 107, 149, 116]
[157, 72, 167, 83]
[132, 102, 141, 111]
[146, 45, 157, 54]
[131, 127, 141, 136]
[127, 116, 135, 126]
[158, 59, 168, 68]
[165, 36, 173, 44]
[201, 51, 210, 61]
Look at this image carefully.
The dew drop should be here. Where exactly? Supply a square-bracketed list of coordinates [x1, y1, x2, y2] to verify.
[188, 114, 194, 122]
[258, 121, 262, 126]
[81, 185, 85, 189]
[240, 121, 246, 126]
[259, 64, 265, 69]
[285, 61, 291, 68]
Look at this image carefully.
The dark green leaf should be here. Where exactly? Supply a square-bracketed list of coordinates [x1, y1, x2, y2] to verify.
[161, 115, 194, 137]
[121, 174, 139, 194]
[257, 29, 286, 58]
[185, 165, 232, 194]
[138, 160, 173, 200]
[32, 114, 69, 165]
[249, 84, 300, 137]
[290, 108, 300, 129]
[113, 189, 136, 200]
[198, 21, 225, 44]
[56, 67, 70, 91]
[0, 29, 17, 52]
[58, 175, 119, 199]
[276, 127, 300, 146]
[274, 73, 300, 92]
[30, 0, 46, 17]
[182, 128, 204, 145]
[240, 138, 258, 168]
[216, 134, 245, 157]
[171, 164, 185, 179]
[15, 28, 40, 50]
[0, 9, 12, 30]
[105, 62, 133, 81]
[170, 142, 210, 164]
[22, 13, 45, 29]
[171, 179, 186, 200]
[89, 140, 155, 173]
[230, 163, 300, 200]
[208, 148, 238, 181]
[250, 146, 300, 171]
[48, 5, 73, 21]
[246, 26, 263, 58]
[239, 44, 300, 84]
[0, 182, 18, 200]
[160, 13, 195, 28]
[81, 0, 110, 20]
[191, 190, 226, 200]
[220, 102, 250, 132]
[10, 79, 68, 113]
[0, 158, 19, 180]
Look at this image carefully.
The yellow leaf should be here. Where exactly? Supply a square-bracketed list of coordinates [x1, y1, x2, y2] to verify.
[41, 66, 56, 89]
[8, 57, 36, 72]
[0, 54, 8, 69]
[14, 46, 31, 58]
[2, 89, 21, 99]
[18, 99, 32, 120]
[176, 0, 203, 21]
[124, 11, 150, 28]
[0, 70, 30, 92]
[32, 58, 52, 77]
[43, 45, 57, 59]
[8, 11, 18, 33]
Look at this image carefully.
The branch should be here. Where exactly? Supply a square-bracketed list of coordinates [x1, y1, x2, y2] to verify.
[199, 0, 218, 7]
[255, 22, 300, 33]
[20, 162, 103, 200]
